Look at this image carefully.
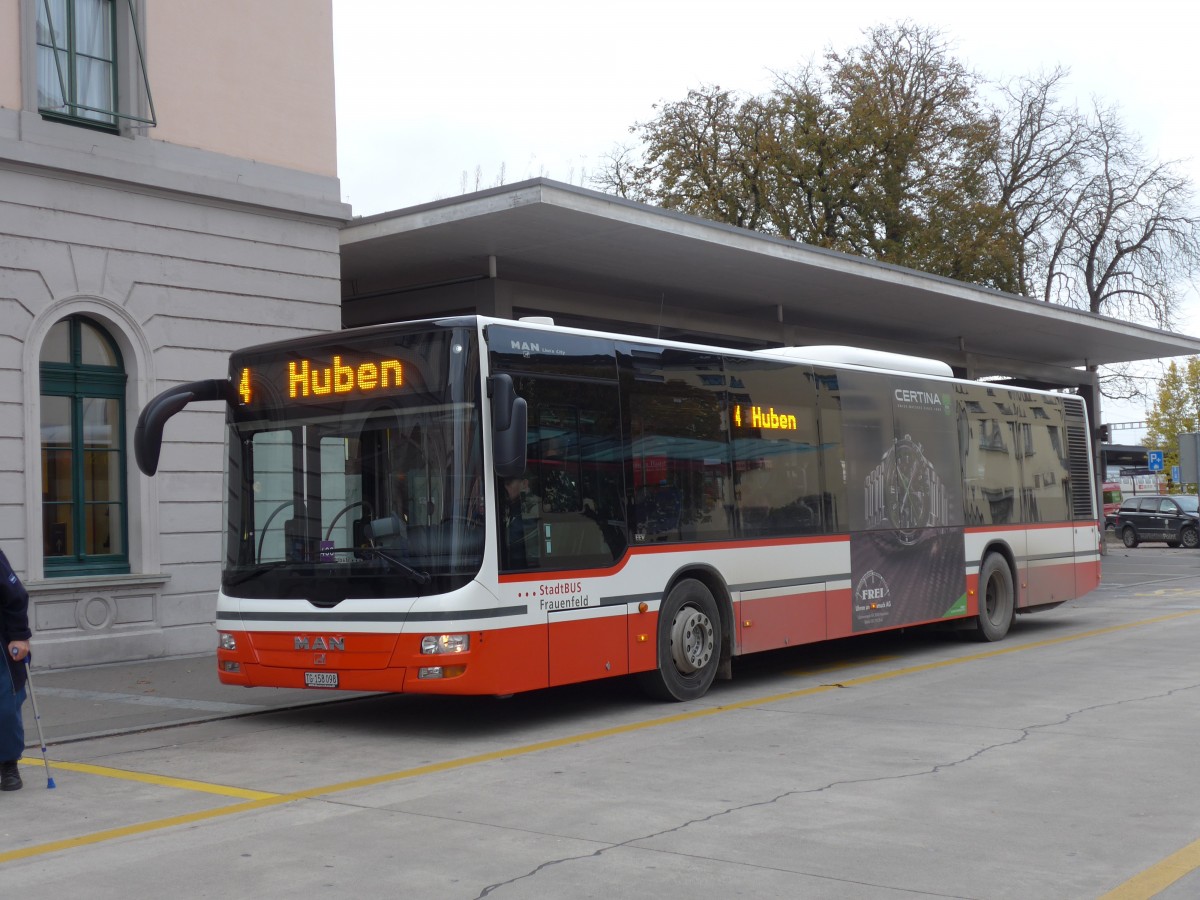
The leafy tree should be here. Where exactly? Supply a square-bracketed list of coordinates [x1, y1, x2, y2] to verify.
[1143, 357, 1200, 479]
[824, 23, 1014, 286]
[596, 23, 1020, 290]
[596, 21, 1200, 356]
[608, 85, 775, 231]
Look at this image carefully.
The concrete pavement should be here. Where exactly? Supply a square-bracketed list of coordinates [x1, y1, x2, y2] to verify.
[3, 543, 1200, 898]
[19, 653, 371, 746]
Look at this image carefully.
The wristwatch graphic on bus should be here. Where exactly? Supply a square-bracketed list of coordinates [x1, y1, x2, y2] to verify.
[865, 434, 948, 544]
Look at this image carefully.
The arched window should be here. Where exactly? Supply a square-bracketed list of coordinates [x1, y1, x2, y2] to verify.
[39, 315, 129, 575]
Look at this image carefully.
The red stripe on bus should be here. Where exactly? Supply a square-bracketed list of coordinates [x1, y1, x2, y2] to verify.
[965, 521, 1098, 534]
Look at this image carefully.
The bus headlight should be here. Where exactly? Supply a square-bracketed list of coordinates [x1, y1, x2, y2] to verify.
[219, 632, 237, 651]
[421, 634, 469, 654]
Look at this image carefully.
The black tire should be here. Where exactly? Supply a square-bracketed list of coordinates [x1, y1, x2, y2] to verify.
[1166, 541, 1181, 549]
[1181, 526, 1200, 550]
[638, 579, 721, 701]
[1122, 527, 1139, 549]
[974, 553, 1015, 642]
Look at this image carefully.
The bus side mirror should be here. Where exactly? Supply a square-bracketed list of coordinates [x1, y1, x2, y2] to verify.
[134, 379, 235, 476]
[489, 374, 527, 477]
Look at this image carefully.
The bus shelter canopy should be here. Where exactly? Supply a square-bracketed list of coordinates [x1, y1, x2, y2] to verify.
[340, 179, 1200, 390]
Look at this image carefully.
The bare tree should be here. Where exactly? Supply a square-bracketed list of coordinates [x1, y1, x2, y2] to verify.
[592, 143, 646, 200]
[989, 68, 1091, 296]
[1046, 104, 1200, 327]
[991, 82, 1200, 402]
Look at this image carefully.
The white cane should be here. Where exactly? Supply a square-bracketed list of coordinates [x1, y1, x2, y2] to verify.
[14, 649, 55, 789]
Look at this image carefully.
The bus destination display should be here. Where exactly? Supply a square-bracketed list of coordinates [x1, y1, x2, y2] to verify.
[236, 353, 405, 405]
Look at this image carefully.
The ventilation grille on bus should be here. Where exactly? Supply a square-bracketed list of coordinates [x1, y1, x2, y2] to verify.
[1064, 398, 1095, 520]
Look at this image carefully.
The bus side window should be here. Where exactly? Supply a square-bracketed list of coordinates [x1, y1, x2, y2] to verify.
[812, 368, 847, 532]
[626, 349, 731, 545]
[959, 385, 1022, 526]
[726, 358, 824, 537]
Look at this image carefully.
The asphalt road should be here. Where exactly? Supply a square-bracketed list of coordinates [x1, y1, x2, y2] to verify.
[3, 543, 1199, 899]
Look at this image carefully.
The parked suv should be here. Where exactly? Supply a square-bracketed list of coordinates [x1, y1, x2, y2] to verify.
[1112, 495, 1200, 548]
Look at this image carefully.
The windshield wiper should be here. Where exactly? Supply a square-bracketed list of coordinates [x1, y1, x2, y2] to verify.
[225, 559, 299, 587]
[338, 547, 432, 585]
[228, 549, 433, 587]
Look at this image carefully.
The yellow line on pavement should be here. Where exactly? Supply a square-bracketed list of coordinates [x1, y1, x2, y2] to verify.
[0, 796, 289, 863]
[4, 608, 1200, 870]
[1100, 836, 1200, 899]
[15, 758, 279, 800]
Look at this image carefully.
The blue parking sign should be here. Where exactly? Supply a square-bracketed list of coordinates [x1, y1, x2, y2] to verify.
[1172, 465, 1181, 483]
[1148, 450, 1164, 472]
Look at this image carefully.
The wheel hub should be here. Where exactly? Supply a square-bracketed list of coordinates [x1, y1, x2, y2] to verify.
[669, 607, 714, 674]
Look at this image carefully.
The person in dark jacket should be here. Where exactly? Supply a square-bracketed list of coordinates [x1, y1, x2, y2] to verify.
[0, 548, 32, 791]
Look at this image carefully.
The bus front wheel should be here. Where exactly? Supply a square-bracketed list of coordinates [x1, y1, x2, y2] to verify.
[638, 579, 720, 702]
[974, 554, 1015, 642]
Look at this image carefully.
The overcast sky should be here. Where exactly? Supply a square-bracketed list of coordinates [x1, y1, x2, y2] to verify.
[331, 0, 1200, 431]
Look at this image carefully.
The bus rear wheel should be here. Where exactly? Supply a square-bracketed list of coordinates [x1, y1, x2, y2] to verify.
[638, 579, 720, 702]
[974, 554, 1014, 642]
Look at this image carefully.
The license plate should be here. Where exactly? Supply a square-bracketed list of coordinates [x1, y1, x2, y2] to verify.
[304, 671, 338, 688]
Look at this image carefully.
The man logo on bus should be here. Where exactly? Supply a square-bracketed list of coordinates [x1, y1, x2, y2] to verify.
[294, 636, 345, 651]
[509, 339, 567, 358]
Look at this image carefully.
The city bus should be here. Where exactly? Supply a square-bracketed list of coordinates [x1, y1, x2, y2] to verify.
[134, 316, 1101, 701]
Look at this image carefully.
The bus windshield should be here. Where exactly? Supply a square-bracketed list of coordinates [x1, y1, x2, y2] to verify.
[221, 324, 484, 601]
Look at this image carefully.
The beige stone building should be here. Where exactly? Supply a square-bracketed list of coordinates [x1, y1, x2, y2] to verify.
[0, 0, 348, 666]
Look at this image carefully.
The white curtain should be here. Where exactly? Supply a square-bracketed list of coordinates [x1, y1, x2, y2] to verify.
[73, 0, 114, 122]
[36, 0, 115, 123]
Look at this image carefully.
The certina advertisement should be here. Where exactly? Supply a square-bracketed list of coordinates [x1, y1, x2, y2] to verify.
[839, 371, 967, 632]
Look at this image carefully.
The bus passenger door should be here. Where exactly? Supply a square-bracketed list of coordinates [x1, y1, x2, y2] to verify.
[493, 371, 628, 687]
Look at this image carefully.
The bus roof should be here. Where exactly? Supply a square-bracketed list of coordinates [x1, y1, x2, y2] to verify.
[758, 345, 954, 377]
[231, 314, 1071, 396]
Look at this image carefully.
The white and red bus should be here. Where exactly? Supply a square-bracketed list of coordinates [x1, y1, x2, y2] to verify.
[135, 316, 1101, 701]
